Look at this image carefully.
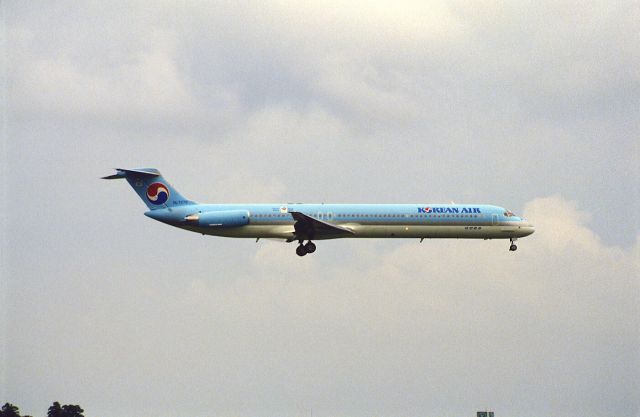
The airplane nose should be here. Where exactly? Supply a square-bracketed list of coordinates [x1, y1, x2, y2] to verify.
[516, 220, 535, 236]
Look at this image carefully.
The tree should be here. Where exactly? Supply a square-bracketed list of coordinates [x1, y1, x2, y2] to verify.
[0, 403, 20, 417]
[47, 402, 62, 417]
[61, 405, 84, 417]
[47, 402, 84, 417]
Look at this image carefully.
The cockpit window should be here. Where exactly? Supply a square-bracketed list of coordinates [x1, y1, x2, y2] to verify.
[504, 210, 516, 217]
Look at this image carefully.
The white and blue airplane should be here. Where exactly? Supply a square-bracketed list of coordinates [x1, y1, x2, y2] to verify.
[104, 168, 534, 256]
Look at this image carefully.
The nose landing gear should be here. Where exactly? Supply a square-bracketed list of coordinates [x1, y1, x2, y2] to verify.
[509, 238, 518, 252]
[296, 240, 317, 256]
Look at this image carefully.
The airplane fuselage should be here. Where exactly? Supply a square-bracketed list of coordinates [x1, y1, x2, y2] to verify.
[145, 203, 535, 240]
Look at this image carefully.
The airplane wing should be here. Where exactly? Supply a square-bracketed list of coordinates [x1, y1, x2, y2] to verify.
[289, 211, 355, 241]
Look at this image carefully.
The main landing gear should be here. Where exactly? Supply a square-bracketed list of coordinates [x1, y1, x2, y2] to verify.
[509, 238, 518, 252]
[296, 240, 316, 256]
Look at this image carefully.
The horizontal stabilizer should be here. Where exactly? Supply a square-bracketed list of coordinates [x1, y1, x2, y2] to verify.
[101, 168, 161, 180]
[101, 173, 125, 180]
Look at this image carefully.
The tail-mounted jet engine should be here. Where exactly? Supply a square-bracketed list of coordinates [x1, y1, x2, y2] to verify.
[185, 210, 250, 227]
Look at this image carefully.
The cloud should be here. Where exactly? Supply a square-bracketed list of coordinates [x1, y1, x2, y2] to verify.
[4, 2, 639, 416]
[9, 30, 214, 131]
[38, 194, 630, 417]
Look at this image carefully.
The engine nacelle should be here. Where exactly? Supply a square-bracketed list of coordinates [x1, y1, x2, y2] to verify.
[185, 210, 250, 228]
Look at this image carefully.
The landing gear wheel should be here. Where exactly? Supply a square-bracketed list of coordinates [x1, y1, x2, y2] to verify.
[510, 244, 517, 251]
[304, 241, 316, 253]
[296, 245, 307, 256]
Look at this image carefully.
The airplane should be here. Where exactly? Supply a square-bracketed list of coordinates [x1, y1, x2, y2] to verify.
[103, 168, 535, 256]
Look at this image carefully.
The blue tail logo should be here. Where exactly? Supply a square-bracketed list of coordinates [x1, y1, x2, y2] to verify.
[146, 182, 170, 205]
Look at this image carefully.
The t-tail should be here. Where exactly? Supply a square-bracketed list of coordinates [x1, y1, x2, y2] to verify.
[102, 168, 196, 209]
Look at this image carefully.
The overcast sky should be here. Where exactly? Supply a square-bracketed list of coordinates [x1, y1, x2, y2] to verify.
[2, 2, 639, 417]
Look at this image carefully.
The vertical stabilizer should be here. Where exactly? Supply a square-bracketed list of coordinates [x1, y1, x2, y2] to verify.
[102, 168, 195, 210]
